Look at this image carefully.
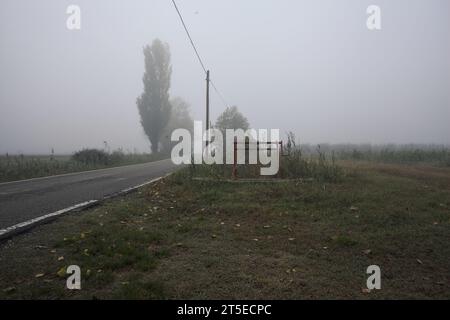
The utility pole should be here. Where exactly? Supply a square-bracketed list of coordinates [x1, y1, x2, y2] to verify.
[206, 70, 210, 132]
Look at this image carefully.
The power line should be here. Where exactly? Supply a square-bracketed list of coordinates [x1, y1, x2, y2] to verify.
[210, 80, 229, 108]
[171, 0, 230, 109]
[171, 0, 207, 74]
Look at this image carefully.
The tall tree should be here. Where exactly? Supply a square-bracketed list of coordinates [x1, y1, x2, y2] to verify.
[215, 106, 250, 131]
[137, 39, 172, 153]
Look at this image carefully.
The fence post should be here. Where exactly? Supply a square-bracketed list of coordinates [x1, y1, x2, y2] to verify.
[232, 137, 237, 179]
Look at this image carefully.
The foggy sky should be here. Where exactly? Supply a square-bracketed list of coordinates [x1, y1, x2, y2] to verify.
[1, 0, 449, 154]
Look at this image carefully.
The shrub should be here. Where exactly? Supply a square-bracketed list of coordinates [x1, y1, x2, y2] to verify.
[72, 149, 109, 165]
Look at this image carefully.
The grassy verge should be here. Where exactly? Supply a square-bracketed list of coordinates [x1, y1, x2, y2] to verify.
[0, 153, 166, 183]
[0, 161, 449, 299]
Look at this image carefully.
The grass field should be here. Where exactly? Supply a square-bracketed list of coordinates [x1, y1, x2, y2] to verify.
[323, 144, 450, 167]
[0, 152, 165, 183]
[0, 160, 449, 299]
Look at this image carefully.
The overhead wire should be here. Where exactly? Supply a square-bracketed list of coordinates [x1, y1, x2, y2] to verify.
[171, 0, 230, 109]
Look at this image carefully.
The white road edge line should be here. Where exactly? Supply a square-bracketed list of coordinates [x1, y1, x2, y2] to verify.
[0, 174, 170, 241]
[0, 200, 98, 239]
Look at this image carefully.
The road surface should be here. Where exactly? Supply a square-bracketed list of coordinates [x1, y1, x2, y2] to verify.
[0, 159, 177, 230]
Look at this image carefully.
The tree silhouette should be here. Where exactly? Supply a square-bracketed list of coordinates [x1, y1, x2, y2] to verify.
[137, 39, 172, 153]
[215, 106, 249, 131]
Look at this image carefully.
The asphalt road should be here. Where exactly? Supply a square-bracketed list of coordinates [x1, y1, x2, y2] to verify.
[0, 159, 178, 230]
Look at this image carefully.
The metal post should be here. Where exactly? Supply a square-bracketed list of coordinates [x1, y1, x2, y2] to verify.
[232, 137, 237, 179]
[206, 70, 210, 132]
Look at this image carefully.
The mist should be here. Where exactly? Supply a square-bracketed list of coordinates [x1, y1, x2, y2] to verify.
[1, 0, 449, 154]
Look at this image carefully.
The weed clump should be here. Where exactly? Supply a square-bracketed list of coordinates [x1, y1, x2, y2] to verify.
[279, 132, 342, 182]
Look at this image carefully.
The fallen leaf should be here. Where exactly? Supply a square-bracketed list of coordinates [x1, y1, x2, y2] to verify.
[57, 267, 66, 278]
[57, 256, 64, 261]
[3, 287, 15, 293]
[363, 249, 372, 255]
[361, 288, 371, 293]
[350, 206, 359, 211]
[416, 259, 423, 265]
[35, 273, 45, 278]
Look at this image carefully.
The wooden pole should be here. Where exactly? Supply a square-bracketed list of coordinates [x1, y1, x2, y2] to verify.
[206, 70, 210, 132]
